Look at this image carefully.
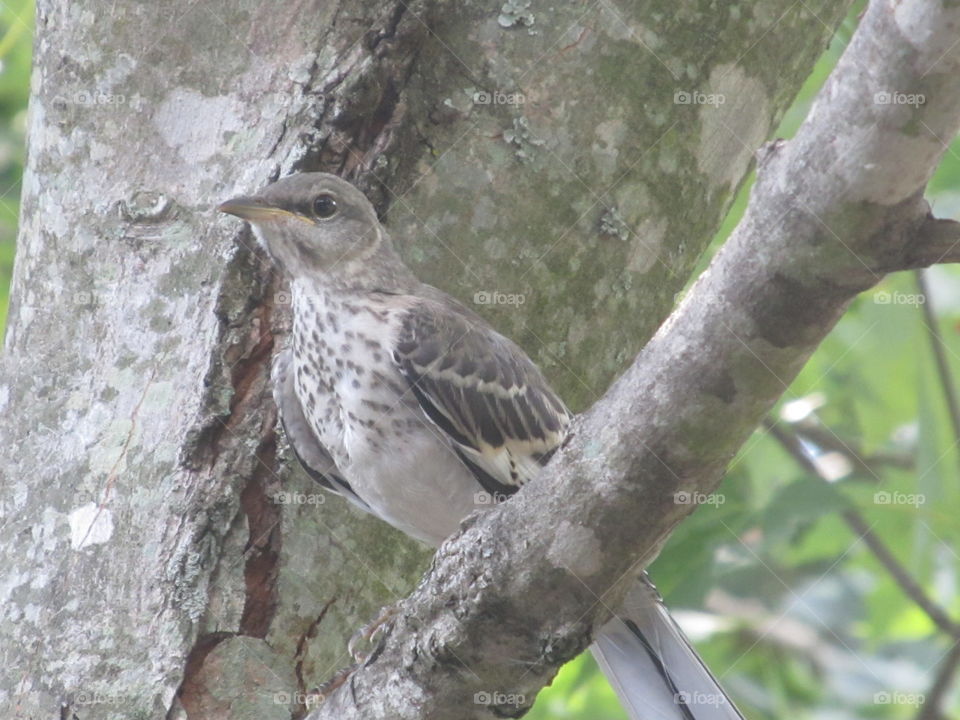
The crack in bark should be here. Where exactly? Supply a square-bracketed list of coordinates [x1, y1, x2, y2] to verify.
[183, 249, 276, 471]
[238, 435, 282, 638]
[174, 257, 282, 717]
[293, 598, 338, 719]
[175, 631, 237, 719]
[295, 0, 426, 211]
[365, 1, 408, 50]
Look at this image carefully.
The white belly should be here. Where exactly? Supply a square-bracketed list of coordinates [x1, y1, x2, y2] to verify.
[345, 422, 484, 545]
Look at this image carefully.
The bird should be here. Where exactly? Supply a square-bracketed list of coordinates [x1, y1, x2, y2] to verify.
[219, 172, 745, 720]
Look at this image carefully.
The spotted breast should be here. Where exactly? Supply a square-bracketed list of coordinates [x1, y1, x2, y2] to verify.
[289, 278, 482, 544]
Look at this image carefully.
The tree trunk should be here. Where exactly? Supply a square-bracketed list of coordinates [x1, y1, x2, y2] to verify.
[0, 1, 850, 718]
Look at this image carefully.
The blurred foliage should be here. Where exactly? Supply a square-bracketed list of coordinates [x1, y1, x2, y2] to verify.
[2, 1, 959, 718]
[0, 0, 31, 335]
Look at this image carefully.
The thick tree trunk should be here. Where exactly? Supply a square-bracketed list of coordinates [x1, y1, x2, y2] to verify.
[0, 1, 849, 718]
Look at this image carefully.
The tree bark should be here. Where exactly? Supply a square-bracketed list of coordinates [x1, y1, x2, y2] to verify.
[0, 1, 852, 719]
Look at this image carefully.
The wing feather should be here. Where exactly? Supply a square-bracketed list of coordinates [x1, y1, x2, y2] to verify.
[393, 293, 571, 493]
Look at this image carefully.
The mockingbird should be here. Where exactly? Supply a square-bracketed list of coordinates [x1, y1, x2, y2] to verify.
[220, 172, 744, 720]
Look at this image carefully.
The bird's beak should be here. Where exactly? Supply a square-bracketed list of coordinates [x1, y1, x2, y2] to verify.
[218, 195, 291, 222]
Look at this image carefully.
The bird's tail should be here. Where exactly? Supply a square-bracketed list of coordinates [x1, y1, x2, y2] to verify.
[591, 576, 744, 720]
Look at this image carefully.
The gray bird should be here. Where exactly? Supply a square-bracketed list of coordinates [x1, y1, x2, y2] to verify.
[219, 172, 744, 720]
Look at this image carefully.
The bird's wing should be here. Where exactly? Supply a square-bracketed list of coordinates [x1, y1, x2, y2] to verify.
[392, 293, 571, 496]
[272, 348, 372, 514]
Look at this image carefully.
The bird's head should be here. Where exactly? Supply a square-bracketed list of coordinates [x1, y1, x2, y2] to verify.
[218, 172, 384, 278]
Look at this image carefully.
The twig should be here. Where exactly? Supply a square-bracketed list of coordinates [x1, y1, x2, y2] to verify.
[917, 640, 960, 720]
[907, 217, 960, 268]
[842, 511, 959, 639]
[766, 420, 960, 638]
[915, 271, 960, 457]
[789, 421, 914, 474]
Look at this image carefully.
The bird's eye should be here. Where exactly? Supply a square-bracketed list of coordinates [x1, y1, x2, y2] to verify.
[312, 194, 338, 219]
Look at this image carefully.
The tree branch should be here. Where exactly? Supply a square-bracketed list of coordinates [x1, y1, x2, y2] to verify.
[915, 270, 960, 447]
[917, 640, 960, 720]
[845, 511, 960, 638]
[303, 1, 960, 717]
[766, 415, 915, 476]
[907, 217, 960, 267]
[766, 418, 959, 639]
[766, 419, 960, 638]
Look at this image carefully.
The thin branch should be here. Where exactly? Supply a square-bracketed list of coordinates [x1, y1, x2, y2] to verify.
[786, 419, 914, 476]
[842, 511, 959, 639]
[917, 640, 960, 720]
[766, 420, 960, 639]
[907, 217, 960, 268]
[915, 271, 960, 450]
[764, 418, 827, 476]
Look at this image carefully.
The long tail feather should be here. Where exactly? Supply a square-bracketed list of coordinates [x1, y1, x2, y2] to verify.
[591, 576, 744, 720]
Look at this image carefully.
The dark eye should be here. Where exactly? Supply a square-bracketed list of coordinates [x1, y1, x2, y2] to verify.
[312, 193, 338, 219]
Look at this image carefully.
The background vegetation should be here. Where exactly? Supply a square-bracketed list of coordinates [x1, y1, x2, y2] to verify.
[2, 2, 958, 717]
[0, 0, 30, 332]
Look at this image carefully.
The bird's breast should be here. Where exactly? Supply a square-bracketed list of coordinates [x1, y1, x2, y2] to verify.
[287, 284, 482, 544]
[290, 286, 412, 462]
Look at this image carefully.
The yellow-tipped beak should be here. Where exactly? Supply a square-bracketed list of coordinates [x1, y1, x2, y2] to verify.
[217, 196, 291, 222]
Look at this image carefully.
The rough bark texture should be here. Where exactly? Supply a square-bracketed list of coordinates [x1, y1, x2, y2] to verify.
[303, 1, 960, 717]
[0, 1, 851, 719]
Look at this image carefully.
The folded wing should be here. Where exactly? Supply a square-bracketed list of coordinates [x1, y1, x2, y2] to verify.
[392, 292, 571, 495]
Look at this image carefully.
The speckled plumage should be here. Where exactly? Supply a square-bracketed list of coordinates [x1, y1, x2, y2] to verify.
[284, 277, 498, 544]
[220, 173, 744, 720]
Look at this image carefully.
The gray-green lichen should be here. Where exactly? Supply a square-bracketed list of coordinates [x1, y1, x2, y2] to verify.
[503, 116, 545, 162]
[497, 0, 535, 29]
[599, 207, 630, 241]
